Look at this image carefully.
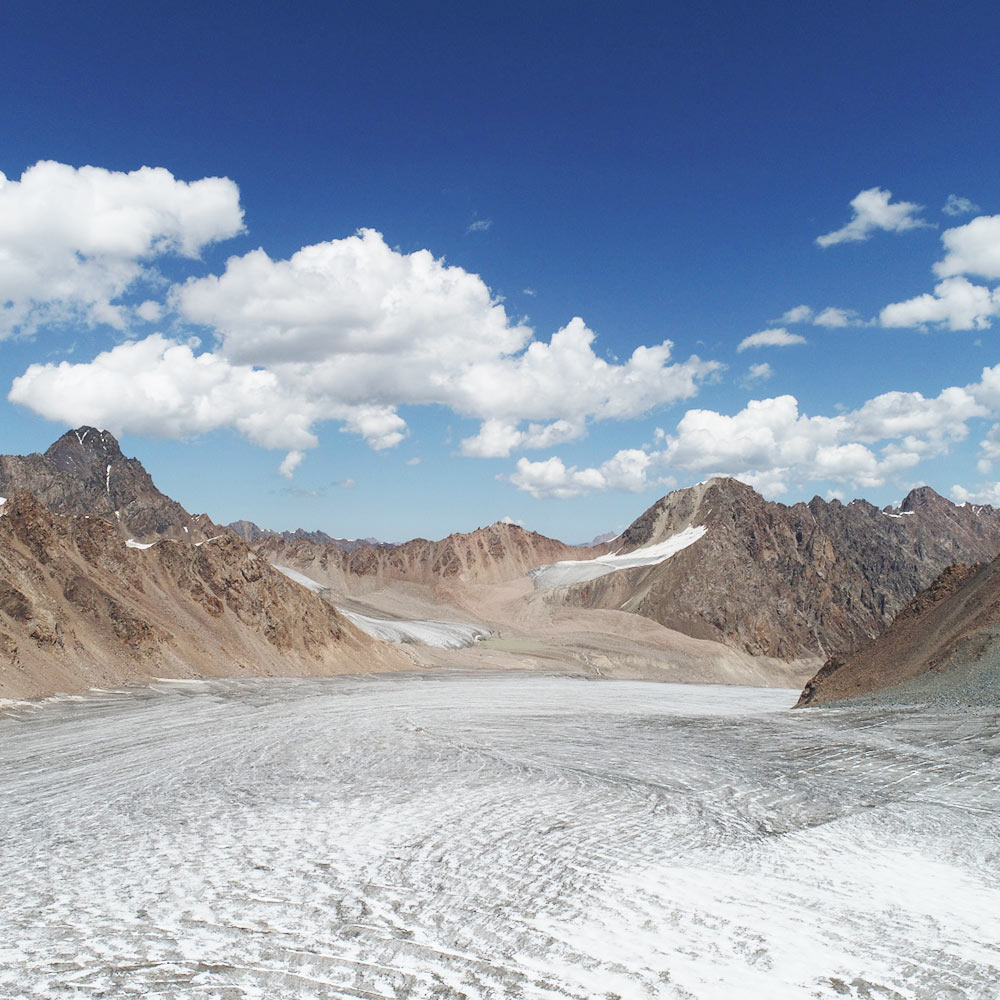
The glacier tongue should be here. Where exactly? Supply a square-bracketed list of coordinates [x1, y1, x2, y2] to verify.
[270, 563, 490, 648]
[271, 562, 329, 592]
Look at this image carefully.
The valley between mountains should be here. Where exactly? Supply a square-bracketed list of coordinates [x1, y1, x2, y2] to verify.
[5, 426, 1000, 706]
[5, 427, 1000, 998]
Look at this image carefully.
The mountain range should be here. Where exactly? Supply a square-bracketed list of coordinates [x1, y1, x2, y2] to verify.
[545, 477, 1000, 658]
[4, 426, 1000, 704]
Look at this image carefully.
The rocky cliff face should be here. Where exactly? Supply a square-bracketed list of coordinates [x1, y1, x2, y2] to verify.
[795, 558, 1000, 706]
[550, 478, 1000, 659]
[257, 520, 601, 589]
[0, 427, 214, 541]
[0, 492, 410, 700]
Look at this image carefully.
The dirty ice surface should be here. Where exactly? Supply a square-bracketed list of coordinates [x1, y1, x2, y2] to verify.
[2, 674, 998, 999]
[338, 608, 490, 649]
[531, 524, 707, 588]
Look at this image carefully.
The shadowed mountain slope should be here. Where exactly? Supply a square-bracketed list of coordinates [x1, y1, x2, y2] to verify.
[796, 557, 1000, 706]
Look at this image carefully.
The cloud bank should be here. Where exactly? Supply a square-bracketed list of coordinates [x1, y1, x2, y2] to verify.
[6, 161, 1000, 505]
[7, 187, 718, 475]
[508, 372, 999, 499]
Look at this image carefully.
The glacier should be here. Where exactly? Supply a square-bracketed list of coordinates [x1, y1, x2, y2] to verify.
[338, 608, 491, 649]
[1, 674, 997, 999]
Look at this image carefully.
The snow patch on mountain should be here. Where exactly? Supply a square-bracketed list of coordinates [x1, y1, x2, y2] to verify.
[272, 563, 328, 593]
[531, 524, 707, 589]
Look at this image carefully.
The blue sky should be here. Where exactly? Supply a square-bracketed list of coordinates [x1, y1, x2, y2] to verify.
[2, 1, 999, 541]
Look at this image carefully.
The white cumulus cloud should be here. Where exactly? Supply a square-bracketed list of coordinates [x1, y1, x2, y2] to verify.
[780, 305, 813, 324]
[934, 214, 1000, 281]
[813, 307, 857, 328]
[509, 449, 658, 500]
[877, 212, 1000, 331]
[880, 276, 1000, 331]
[136, 300, 164, 322]
[780, 305, 859, 328]
[174, 228, 530, 366]
[449, 317, 717, 425]
[0, 160, 244, 338]
[737, 328, 807, 352]
[460, 418, 584, 458]
[942, 194, 979, 217]
[816, 187, 928, 248]
[278, 450, 305, 478]
[952, 481, 1000, 505]
[741, 362, 773, 385]
[661, 383, 983, 488]
[9, 335, 320, 449]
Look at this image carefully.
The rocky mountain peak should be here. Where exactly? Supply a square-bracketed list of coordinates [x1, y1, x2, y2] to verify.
[0, 427, 216, 542]
[46, 426, 123, 465]
[899, 485, 948, 512]
[613, 476, 764, 553]
[227, 518, 387, 552]
[42, 427, 150, 508]
[254, 514, 598, 589]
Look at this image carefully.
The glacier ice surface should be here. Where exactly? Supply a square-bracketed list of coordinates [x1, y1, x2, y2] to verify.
[1, 673, 997, 999]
